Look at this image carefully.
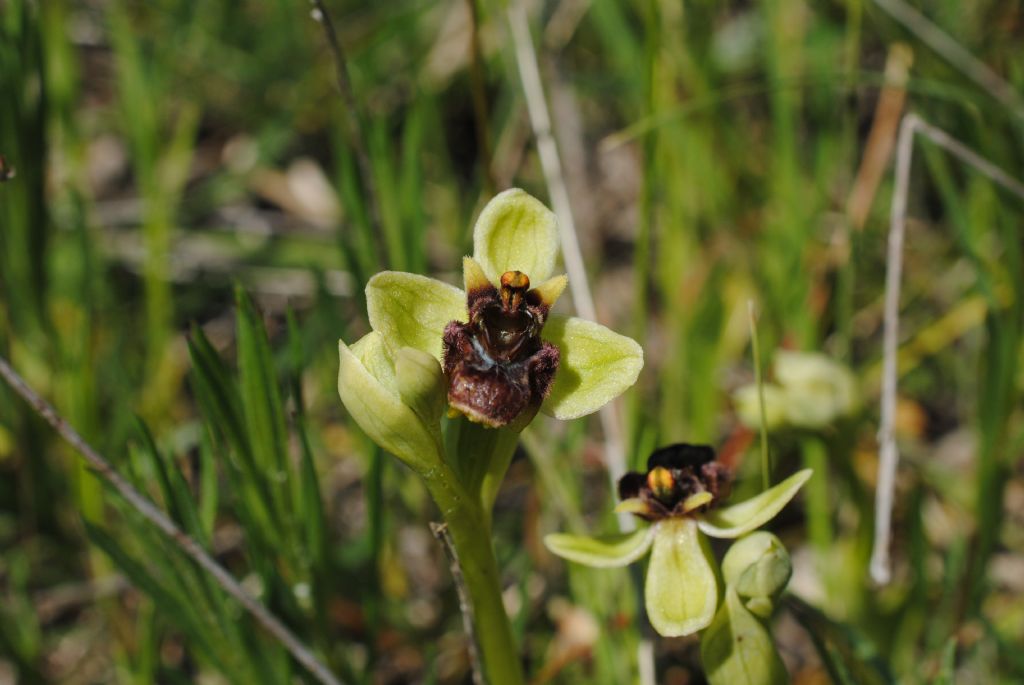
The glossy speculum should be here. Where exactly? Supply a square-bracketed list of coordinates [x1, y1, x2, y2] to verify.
[442, 270, 559, 428]
[618, 443, 732, 521]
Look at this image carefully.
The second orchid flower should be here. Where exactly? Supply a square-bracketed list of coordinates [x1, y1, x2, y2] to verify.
[545, 443, 810, 637]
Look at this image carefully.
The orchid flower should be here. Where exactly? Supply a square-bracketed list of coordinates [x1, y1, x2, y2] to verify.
[337, 188, 643, 471]
[545, 443, 811, 637]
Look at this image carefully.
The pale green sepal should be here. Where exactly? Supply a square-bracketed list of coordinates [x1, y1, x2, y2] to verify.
[544, 526, 654, 569]
[366, 271, 466, 360]
[338, 335, 442, 469]
[698, 469, 812, 539]
[645, 518, 718, 637]
[721, 532, 792, 601]
[395, 346, 446, 428]
[349, 332, 399, 391]
[350, 332, 398, 395]
[473, 188, 558, 283]
[702, 588, 790, 685]
[540, 315, 644, 420]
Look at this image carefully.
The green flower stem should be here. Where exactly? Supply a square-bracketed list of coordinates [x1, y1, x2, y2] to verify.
[801, 437, 833, 601]
[419, 461, 525, 685]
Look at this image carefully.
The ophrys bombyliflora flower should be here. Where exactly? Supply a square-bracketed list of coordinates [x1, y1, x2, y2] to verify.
[545, 443, 810, 637]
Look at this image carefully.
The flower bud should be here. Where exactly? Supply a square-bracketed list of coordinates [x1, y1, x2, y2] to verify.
[722, 532, 792, 602]
[338, 334, 442, 470]
[396, 346, 446, 427]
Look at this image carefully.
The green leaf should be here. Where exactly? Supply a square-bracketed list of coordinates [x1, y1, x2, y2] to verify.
[235, 289, 296, 561]
[699, 469, 812, 539]
[472, 188, 559, 283]
[366, 271, 466, 360]
[784, 596, 891, 685]
[287, 311, 327, 568]
[702, 588, 790, 685]
[931, 637, 957, 685]
[541, 315, 644, 420]
[85, 524, 230, 675]
[133, 417, 207, 546]
[235, 288, 289, 478]
[644, 518, 718, 636]
[544, 526, 654, 568]
[187, 324, 279, 552]
[338, 333, 443, 469]
[187, 325, 251, 458]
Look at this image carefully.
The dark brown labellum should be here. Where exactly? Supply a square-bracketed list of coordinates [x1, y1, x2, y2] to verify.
[443, 270, 559, 428]
[617, 443, 732, 521]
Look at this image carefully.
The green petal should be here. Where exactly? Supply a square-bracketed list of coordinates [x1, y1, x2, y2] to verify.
[544, 526, 654, 568]
[473, 188, 559, 283]
[338, 334, 442, 469]
[645, 518, 719, 637]
[699, 469, 812, 539]
[541, 315, 644, 420]
[366, 271, 466, 360]
[701, 588, 790, 685]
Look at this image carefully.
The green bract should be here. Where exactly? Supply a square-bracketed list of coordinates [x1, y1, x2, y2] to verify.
[701, 587, 790, 685]
[701, 532, 794, 685]
[544, 469, 811, 637]
[338, 188, 643, 467]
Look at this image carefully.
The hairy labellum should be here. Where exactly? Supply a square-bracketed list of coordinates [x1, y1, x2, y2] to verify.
[617, 443, 732, 521]
[442, 270, 560, 428]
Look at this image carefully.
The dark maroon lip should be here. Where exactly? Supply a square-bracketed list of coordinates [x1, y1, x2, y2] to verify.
[442, 271, 560, 428]
[617, 443, 733, 521]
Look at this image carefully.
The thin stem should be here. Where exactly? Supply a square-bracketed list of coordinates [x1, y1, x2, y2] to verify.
[507, 5, 654, 681]
[466, 0, 495, 196]
[431, 522, 485, 685]
[871, 114, 915, 585]
[748, 301, 771, 491]
[0, 355, 344, 685]
[507, 0, 632, 531]
[309, 0, 388, 267]
[801, 437, 833, 596]
[871, 113, 1024, 585]
[420, 465, 525, 685]
[871, 0, 1024, 121]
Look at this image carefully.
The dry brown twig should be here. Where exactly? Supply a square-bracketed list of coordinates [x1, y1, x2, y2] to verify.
[872, 113, 1024, 585]
[308, 0, 388, 267]
[0, 355, 345, 685]
[872, 0, 1024, 121]
[506, 3, 655, 683]
[430, 522, 485, 685]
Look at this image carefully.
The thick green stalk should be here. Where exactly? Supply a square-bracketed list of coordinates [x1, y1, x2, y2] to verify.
[419, 462, 524, 685]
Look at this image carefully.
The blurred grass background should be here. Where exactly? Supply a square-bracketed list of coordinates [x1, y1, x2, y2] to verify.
[2, 0, 1023, 682]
